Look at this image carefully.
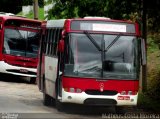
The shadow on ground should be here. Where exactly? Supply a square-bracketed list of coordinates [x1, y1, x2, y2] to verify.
[0, 73, 31, 84]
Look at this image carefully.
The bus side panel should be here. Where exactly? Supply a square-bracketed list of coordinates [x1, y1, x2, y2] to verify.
[37, 53, 45, 91]
[45, 56, 58, 98]
[37, 37, 44, 91]
[0, 19, 3, 60]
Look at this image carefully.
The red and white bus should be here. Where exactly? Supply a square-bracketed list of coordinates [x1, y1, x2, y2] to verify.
[37, 17, 146, 109]
[0, 13, 42, 83]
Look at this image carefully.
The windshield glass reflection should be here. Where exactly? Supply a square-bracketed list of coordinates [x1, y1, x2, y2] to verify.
[3, 28, 40, 58]
[64, 33, 139, 80]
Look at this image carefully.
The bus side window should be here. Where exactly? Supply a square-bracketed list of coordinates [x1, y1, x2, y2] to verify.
[51, 28, 56, 56]
[47, 29, 51, 55]
[43, 29, 48, 54]
[52, 28, 62, 57]
[54, 28, 59, 56]
[50, 29, 55, 56]
[45, 29, 51, 55]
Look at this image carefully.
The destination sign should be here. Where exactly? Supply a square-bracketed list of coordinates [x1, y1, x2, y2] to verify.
[4, 19, 41, 29]
[71, 20, 136, 33]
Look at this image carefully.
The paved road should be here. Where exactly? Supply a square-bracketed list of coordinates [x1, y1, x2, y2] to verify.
[0, 74, 156, 119]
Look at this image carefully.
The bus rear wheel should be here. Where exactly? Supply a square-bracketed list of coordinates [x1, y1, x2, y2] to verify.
[29, 77, 36, 84]
[43, 93, 53, 106]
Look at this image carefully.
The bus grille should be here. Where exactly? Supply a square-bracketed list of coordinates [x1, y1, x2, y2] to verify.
[85, 90, 118, 96]
[84, 98, 117, 106]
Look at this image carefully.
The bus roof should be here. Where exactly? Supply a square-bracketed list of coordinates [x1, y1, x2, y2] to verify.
[0, 14, 42, 23]
[46, 19, 66, 28]
[44, 18, 135, 29]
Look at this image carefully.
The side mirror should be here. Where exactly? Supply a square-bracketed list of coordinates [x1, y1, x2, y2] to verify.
[141, 39, 146, 65]
[58, 39, 64, 52]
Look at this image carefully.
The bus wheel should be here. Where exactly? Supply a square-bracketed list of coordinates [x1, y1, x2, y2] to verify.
[115, 106, 125, 114]
[29, 77, 36, 84]
[43, 93, 52, 106]
[56, 99, 63, 111]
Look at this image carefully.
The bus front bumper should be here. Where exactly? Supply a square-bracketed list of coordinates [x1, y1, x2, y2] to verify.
[0, 61, 37, 77]
[61, 88, 138, 106]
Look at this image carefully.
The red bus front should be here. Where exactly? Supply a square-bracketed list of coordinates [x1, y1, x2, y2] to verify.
[58, 18, 144, 106]
[0, 15, 41, 79]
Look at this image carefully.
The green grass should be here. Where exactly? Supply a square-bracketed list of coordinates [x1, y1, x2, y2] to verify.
[138, 92, 160, 113]
[17, 7, 44, 20]
[138, 34, 160, 113]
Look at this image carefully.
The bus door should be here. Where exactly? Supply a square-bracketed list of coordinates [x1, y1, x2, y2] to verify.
[44, 28, 61, 98]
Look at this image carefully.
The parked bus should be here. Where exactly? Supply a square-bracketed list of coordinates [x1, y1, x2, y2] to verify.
[0, 13, 42, 83]
[37, 17, 146, 110]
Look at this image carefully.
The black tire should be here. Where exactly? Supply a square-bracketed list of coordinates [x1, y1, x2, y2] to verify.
[55, 77, 64, 111]
[56, 99, 63, 111]
[43, 93, 52, 106]
[115, 106, 125, 114]
[29, 77, 36, 84]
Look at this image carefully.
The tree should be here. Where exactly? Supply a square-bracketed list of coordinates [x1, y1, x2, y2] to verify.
[147, 0, 160, 32]
[48, 0, 140, 20]
[0, 0, 44, 14]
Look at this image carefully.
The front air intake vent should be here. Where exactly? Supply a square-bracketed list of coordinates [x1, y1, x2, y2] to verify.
[84, 98, 117, 106]
[85, 90, 118, 96]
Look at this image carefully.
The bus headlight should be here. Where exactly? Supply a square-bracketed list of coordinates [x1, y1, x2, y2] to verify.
[69, 88, 75, 93]
[120, 91, 137, 95]
[128, 91, 132, 95]
[120, 91, 126, 95]
[76, 88, 82, 93]
[64, 87, 82, 93]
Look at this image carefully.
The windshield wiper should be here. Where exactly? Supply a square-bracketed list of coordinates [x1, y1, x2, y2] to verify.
[84, 31, 122, 53]
[83, 31, 122, 78]
[84, 31, 101, 51]
[105, 33, 122, 52]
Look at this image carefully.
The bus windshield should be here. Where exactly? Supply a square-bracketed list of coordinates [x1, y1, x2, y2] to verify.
[3, 28, 40, 58]
[64, 33, 140, 80]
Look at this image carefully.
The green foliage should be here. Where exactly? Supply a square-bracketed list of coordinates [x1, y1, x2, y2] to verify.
[147, 61, 160, 100]
[147, 35, 159, 53]
[147, 1, 160, 32]
[0, 0, 44, 14]
[44, 0, 53, 5]
[17, 8, 44, 20]
[145, 34, 160, 110]
[136, 34, 160, 112]
[138, 92, 160, 112]
[22, 0, 44, 7]
[48, 0, 140, 20]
